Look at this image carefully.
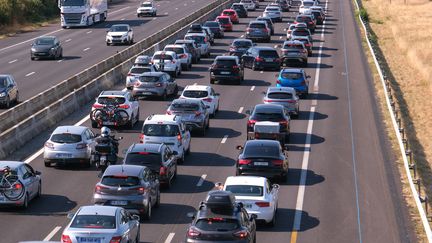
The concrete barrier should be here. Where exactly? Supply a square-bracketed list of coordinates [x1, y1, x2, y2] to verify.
[0, 0, 235, 159]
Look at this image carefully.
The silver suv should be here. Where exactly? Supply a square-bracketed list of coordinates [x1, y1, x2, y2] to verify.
[280, 40, 308, 67]
[131, 72, 178, 100]
[166, 99, 210, 136]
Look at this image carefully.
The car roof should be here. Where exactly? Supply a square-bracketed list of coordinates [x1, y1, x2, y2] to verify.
[185, 33, 207, 37]
[165, 44, 184, 49]
[111, 24, 130, 27]
[52, 125, 87, 134]
[267, 86, 296, 93]
[184, 84, 210, 91]
[154, 51, 176, 56]
[0, 161, 24, 169]
[245, 139, 281, 147]
[254, 103, 284, 112]
[100, 90, 128, 97]
[142, 1, 153, 3]
[103, 164, 144, 177]
[249, 20, 267, 25]
[128, 143, 164, 153]
[145, 114, 180, 123]
[281, 68, 303, 73]
[223, 8, 235, 11]
[36, 36, 56, 40]
[77, 205, 119, 216]
[224, 176, 267, 187]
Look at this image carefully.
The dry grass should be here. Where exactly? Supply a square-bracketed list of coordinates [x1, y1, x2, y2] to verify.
[0, 19, 58, 40]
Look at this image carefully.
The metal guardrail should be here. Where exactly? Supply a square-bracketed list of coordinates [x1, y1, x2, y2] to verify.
[353, 0, 432, 240]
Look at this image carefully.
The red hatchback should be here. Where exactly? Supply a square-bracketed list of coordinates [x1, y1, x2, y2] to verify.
[216, 16, 233, 32]
[221, 9, 239, 24]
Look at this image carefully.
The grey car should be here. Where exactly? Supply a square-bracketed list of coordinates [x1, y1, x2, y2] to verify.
[43, 126, 96, 167]
[0, 161, 41, 209]
[167, 99, 210, 136]
[174, 39, 201, 63]
[131, 72, 178, 100]
[30, 36, 63, 60]
[245, 21, 271, 43]
[263, 86, 299, 118]
[93, 164, 160, 219]
[62, 205, 140, 243]
[0, 74, 19, 108]
[280, 40, 308, 66]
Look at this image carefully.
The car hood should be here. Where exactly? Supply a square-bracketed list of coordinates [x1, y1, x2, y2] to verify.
[32, 45, 53, 51]
[107, 31, 128, 36]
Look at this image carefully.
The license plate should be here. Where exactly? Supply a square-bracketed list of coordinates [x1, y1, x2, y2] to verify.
[265, 58, 273, 62]
[111, 200, 127, 206]
[221, 71, 230, 75]
[244, 203, 253, 208]
[254, 162, 268, 166]
[56, 153, 72, 158]
[142, 92, 152, 95]
[103, 121, 115, 125]
[79, 238, 101, 243]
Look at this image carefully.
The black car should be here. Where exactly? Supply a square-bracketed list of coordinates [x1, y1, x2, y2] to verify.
[246, 104, 290, 142]
[229, 39, 254, 58]
[185, 190, 257, 243]
[256, 16, 274, 35]
[30, 36, 63, 60]
[273, 0, 290, 11]
[231, 3, 248, 18]
[294, 15, 316, 33]
[236, 140, 289, 181]
[209, 56, 244, 84]
[123, 143, 177, 188]
[175, 39, 201, 63]
[188, 23, 204, 33]
[242, 46, 281, 71]
[203, 21, 224, 38]
[0, 74, 19, 108]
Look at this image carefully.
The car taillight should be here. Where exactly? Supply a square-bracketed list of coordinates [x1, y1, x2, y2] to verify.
[139, 133, 144, 143]
[155, 82, 163, 87]
[247, 119, 256, 127]
[276, 79, 281, 84]
[92, 104, 104, 109]
[203, 97, 213, 102]
[131, 187, 147, 194]
[179, 54, 187, 58]
[187, 228, 201, 237]
[76, 143, 87, 149]
[238, 159, 252, 165]
[195, 111, 201, 116]
[272, 159, 284, 166]
[160, 166, 167, 176]
[305, 43, 311, 47]
[255, 201, 271, 207]
[204, 37, 208, 42]
[255, 57, 264, 62]
[263, 28, 268, 33]
[263, 99, 273, 102]
[110, 236, 122, 243]
[233, 229, 249, 239]
[171, 60, 176, 64]
[287, 100, 296, 103]
[134, 81, 142, 87]
[118, 104, 130, 109]
[275, 58, 281, 62]
[246, 28, 251, 32]
[95, 185, 108, 194]
[177, 133, 182, 143]
[61, 234, 72, 243]
[280, 120, 288, 125]
[45, 141, 54, 149]
[127, 73, 133, 76]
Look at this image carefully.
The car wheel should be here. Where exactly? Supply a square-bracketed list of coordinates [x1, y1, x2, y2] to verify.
[44, 161, 51, 167]
[206, 118, 210, 129]
[4, 96, 10, 109]
[31, 56, 35, 61]
[177, 150, 185, 164]
[235, 169, 240, 176]
[268, 211, 276, 227]
[172, 85, 179, 97]
[36, 182, 42, 198]
[135, 231, 140, 243]
[285, 133, 290, 143]
[143, 201, 152, 220]
[91, 120, 98, 128]
[106, 42, 110, 46]
[188, 63, 192, 71]
[155, 191, 160, 208]
[173, 69, 178, 78]
[210, 78, 215, 84]
[135, 109, 140, 124]
[60, 51, 63, 58]
[161, 91, 167, 101]
[21, 193, 29, 209]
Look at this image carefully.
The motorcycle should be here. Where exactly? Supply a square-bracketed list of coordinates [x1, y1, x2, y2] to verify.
[92, 136, 123, 173]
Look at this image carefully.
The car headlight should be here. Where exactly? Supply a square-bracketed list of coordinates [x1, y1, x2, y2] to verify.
[0, 92, 6, 97]
[31, 48, 36, 52]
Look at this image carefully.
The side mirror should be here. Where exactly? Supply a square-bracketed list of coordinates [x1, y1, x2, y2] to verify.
[214, 182, 224, 190]
[35, 171, 42, 175]
[132, 214, 140, 221]
[250, 214, 257, 221]
[236, 145, 244, 150]
[187, 212, 196, 219]
[67, 212, 75, 219]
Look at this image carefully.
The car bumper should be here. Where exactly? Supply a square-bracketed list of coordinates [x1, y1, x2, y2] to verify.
[137, 11, 154, 16]
[245, 207, 274, 222]
[254, 62, 280, 70]
[238, 166, 286, 179]
[132, 88, 165, 97]
[281, 57, 308, 64]
[106, 37, 128, 44]
[31, 51, 55, 58]
[0, 194, 27, 207]
[210, 72, 242, 80]
[94, 195, 149, 213]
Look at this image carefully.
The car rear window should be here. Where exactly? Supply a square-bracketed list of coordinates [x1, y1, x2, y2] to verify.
[233, 40, 252, 48]
[296, 16, 312, 22]
[225, 185, 264, 196]
[295, 39, 310, 45]
[97, 96, 126, 105]
[101, 175, 140, 187]
[171, 102, 200, 111]
[292, 30, 309, 36]
[124, 152, 161, 170]
[182, 90, 209, 98]
[223, 11, 234, 15]
[259, 50, 279, 58]
[281, 72, 303, 79]
[249, 23, 266, 28]
[244, 144, 280, 158]
[268, 92, 293, 99]
[185, 35, 205, 44]
[195, 218, 240, 231]
[142, 124, 180, 137]
[164, 47, 184, 54]
[215, 59, 237, 67]
[153, 54, 174, 60]
[252, 111, 284, 121]
[71, 215, 116, 229]
[130, 67, 151, 74]
[217, 18, 230, 24]
[283, 44, 303, 49]
[138, 75, 160, 82]
[204, 21, 219, 27]
[51, 133, 82, 143]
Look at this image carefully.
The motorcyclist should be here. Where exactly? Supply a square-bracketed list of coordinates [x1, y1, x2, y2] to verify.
[95, 127, 119, 154]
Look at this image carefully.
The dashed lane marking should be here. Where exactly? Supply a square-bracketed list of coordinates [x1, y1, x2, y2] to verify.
[43, 226, 62, 241]
[221, 135, 228, 144]
[238, 107, 244, 113]
[8, 59, 17, 64]
[164, 233, 175, 243]
[25, 72, 35, 77]
[250, 86, 255, 91]
[83, 48, 90, 52]
[196, 174, 207, 186]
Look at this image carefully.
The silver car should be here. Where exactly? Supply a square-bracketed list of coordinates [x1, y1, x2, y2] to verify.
[166, 99, 210, 136]
[43, 126, 96, 167]
[93, 164, 160, 219]
[263, 86, 299, 118]
[163, 44, 192, 71]
[0, 161, 41, 208]
[62, 205, 140, 243]
[131, 72, 178, 100]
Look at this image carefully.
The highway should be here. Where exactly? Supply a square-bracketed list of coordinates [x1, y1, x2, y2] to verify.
[1, 0, 417, 242]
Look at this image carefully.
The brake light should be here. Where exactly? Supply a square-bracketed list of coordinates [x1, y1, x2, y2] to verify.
[272, 159, 284, 166]
[246, 28, 251, 32]
[171, 60, 176, 64]
[155, 82, 163, 87]
[138, 152, 151, 155]
[92, 104, 104, 109]
[95, 185, 108, 194]
[263, 99, 273, 102]
[276, 79, 281, 84]
[61, 234, 72, 243]
[139, 133, 144, 142]
[204, 37, 208, 42]
[262, 28, 268, 33]
[76, 143, 87, 149]
[45, 141, 54, 149]
[131, 187, 147, 194]
[118, 104, 130, 109]
[110, 236, 122, 243]
[247, 119, 256, 127]
[195, 111, 201, 116]
[187, 228, 201, 237]
[238, 159, 252, 165]
[229, 46, 235, 51]
[255, 57, 264, 62]
[203, 98, 212, 102]
[177, 133, 182, 142]
[179, 54, 187, 58]
[287, 100, 296, 103]
[160, 166, 167, 176]
[233, 229, 249, 239]
[275, 58, 281, 62]
[280, 120, 288, 125]
[255, 201, 271, 207]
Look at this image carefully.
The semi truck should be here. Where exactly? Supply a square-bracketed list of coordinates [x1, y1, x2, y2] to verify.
[58, 0, 108, 28]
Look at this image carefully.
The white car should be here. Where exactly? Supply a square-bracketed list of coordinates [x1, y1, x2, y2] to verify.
[223, 176, 279, 226]
[184, 33, 211, 57]
[137, 1, 157, 17]
[180, 84, 220, 117]
[299, 0, 316, 14]
[163, 44, 192, 71]
[106, 24, 134, 45]
[151, 51, 182, 77]
[240, 0, 256, 10]
[263, 6, 282, 22]
[91, 90, 140, 128]
[140, 114, 191, 163]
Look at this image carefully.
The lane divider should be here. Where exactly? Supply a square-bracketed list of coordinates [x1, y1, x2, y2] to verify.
[250, 86, 255, 91]
[238, 106, 244, 113]
[65, 39, 72, 43]
[86, 31, 92, 34]
[83, 48, 91, 52]
[221, 135, 228, 144]
[43, 226, 62, 241]
[8, 59, 17, 64]
[25, 72, 35, 77]
[164, 233, 175, 243]
[196, 174, 207, 186]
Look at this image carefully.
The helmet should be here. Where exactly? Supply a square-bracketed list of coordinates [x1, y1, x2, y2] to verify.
[101, 127, 111, 137]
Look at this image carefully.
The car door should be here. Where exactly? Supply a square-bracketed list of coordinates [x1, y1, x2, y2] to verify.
[6, 77, 16, 101]
[125, 210, 139, 240]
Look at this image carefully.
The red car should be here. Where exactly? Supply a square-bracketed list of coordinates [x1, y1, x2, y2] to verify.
[221, 9, 239, 24]
[216, 16, 233, 32]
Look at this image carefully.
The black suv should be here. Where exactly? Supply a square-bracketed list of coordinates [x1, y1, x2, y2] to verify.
[188, 23, 204, 33]
[185, 190, 257, 243]
[256, 16, 274, 35]
[203, 21, 224, 38]
[242, 46, 281, 71]
[209, 56, 244, 85]
[231, 3, 248, 18]
[229, 39, 254, 58]
[246, 104, 290, 142]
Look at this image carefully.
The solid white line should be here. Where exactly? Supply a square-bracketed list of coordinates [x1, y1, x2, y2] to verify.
[8, 59, 17, 64]
[196, 174, 207, 186]
[274, 45, 278, 48]
[260, 71, 263, 74]
[110, 6, 130, 14]
[65, 39, 72, 43]
[250, 86, 255, 91]
[86, 30, 92, 34]
[164, 233, 175, 243]
[83, 48, 90, 52]
[25, 72, 35, 77]
[43, 226, 62, 241]
[221, 135, 228, 144]
[238, 106, 244, 113]
[165, 12, 168, 15]
[57, 59, 63, 63]
[175, 7, 178, 10]
[240, 35, 244, 38]
[152, 17, 157, 20]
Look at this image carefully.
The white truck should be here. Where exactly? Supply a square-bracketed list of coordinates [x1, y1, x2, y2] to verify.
[58, 0, 108, 28]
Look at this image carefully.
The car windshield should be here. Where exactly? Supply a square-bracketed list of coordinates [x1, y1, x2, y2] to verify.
[141, 3, 152, 7]
[215, 59, 237, 67]
[296, 16, 311, 22]
[217, 18, 230, 24]
[182, 90, 209, 98]
[164, 47, 184, 54]
[170, 102, 199, 111]
[259, 50, 279, 58]
[142, 124, 180, 136]
[101, 175, 140, 187]
[138, 76, 160, 82]
[244, 144, 280, 158]
[293, 30, 309, 36]
[153, 54, 174, 60]
[97, 97, 126, 105]
[223, 11, 234, 15]
[252, 111, 284, 121]
[225, 185, 264, 196]
[130, 67, 151, 74]
[60, 0, 84, 6]
[110, 26, 128, 32]
[51, 133, 82, 143]
[185, 35, 205, 44]
[281, 72, 302, 79]
[268, 92, 293, 99]
[195, 218, 240, 231]
[124, 153, 161, 170]
[0, 77, 7, 88]
[233, 41, 252, 48]
[249, 23, 265, 28]
[71, 215, 116, 229]
[35, 38, 54, 45]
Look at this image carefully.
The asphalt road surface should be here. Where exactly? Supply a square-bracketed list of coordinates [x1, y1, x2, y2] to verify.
[1, 0, 417, 242]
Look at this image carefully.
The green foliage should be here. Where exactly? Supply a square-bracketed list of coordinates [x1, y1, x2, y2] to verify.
[359, 7, 369, 22]
[0, 0, 59, 26]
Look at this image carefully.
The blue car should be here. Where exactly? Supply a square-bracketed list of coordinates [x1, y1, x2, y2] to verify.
[276, 68, 310, 98]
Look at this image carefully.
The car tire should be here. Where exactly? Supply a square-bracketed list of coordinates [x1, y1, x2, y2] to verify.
[235, 169, 240, 176]
[44, 161, 51, 167]
[15, 91, 19, 104]
[200, 127, 206, 137]
[155, 191, 160, 208]
[285, 133, 290, 143]
[206, 118, 210, 129]
[4, 96, 10, 109]
[173, 85, 179, 97]
[31, 56, 35, 61]
[161, 91, 167, 101]
[36, 182, 42, 198]
[106, 42, 110, 46]
[135, 109, 140, 124]
[268, 211, 276, 227]
[186, 144, 191, 155]
[21, 193, 29, 209]
[143, 201, 152, 220]
[188, 63, 192, 71]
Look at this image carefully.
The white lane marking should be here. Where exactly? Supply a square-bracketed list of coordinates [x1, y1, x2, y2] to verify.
[238, 106, 244, 113]
[193, 82, 197, 85]
[221, 135, 228, 144]
[196, 174, 207, 186]
[152, 17, 157, 20]
[273, 45, 278, 48]
[110, 6, 130, 14]
[260, 71, 263, 74]
[175, 7, 178, 10]
[25, 72, 35, 77]
[86, 30, 92, 34]
[240, 35, 244, 38]
[165, 12, 168, 15]
[279, 36, 282, 39]
[83, 47, 91, 52]
[43, 226, 62, 241]
[250, 86, 255, 91]
[57, 59, 63, 63]
[121, 18, 126, 20]
[164, 233, 175, 243]
[65, 39, 72, 43]
[8, 59, 17, 64]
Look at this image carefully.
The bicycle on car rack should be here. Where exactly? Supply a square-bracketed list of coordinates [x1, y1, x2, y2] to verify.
[0, 166, 25, 201]
[90, 104, 130, 128]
